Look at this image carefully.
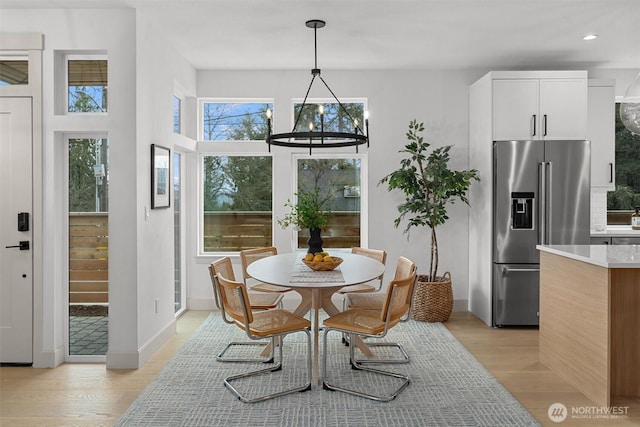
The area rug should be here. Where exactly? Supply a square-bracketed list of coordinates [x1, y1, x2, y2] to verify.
[116, 313, 540, 426]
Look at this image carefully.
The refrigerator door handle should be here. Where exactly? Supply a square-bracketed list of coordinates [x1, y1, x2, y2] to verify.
[502, 267, 541, 273]
[547, 161, 553, 243]
[539, 162, 546, 245]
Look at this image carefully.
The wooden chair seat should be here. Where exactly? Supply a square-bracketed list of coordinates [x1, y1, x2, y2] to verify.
[337, 283, 376, 294]
[323, 309, 396, 336]
[250, 283, 292, 293]
[238, 309, 310, 337]
[246, 292, 283, 310]
[345, 292, 384, 310]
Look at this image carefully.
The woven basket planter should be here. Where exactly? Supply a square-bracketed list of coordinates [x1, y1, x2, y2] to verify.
[412, 272, 453, 322]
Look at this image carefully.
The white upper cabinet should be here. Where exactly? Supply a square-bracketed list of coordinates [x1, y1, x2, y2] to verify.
[588, 80, 615, 190]
[491, 73, 587, 141]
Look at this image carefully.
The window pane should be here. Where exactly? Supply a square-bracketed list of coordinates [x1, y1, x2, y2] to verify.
[607, 103, 640, 223]
[68, 60, 108, 112]
[173, 96, 181, 134]
[202, 102, 272, 141]
[296, 158, 361, 249]
[293, 102, 364, 135]
[202, 155, 273, 251]
[0, 60, 28, 85]
[68, 138, 109, 212]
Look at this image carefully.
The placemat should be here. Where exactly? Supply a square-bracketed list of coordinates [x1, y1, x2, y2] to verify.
[288, 258, 345, 283]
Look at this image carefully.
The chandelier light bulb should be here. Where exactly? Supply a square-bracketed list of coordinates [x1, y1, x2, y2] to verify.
[266, 109, 272, 119]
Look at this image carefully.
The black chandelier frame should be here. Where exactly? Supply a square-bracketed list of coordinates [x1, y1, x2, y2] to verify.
[265, 19, 370, 154]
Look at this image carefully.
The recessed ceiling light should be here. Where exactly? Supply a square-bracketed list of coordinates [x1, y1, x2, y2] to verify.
[583, 34, 599, 41]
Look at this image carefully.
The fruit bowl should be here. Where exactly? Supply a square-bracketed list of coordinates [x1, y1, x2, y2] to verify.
[301, 256, 343, 271]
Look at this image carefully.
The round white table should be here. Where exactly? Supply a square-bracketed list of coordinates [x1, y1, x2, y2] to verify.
[247, 252, 386, 385]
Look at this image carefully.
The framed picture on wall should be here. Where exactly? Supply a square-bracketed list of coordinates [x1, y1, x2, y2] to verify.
[151, 144, 170, 209]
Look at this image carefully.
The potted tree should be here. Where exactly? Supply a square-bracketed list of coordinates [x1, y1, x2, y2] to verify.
[379, 119, 479, 322]
[277, 187, 332, 254]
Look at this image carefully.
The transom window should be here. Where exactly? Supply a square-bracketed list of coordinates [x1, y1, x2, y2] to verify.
[201, 100, 273, 141]
[67, 57, 108, 113]
[0, 57, 28, 85]
[292, 100, 365, 135]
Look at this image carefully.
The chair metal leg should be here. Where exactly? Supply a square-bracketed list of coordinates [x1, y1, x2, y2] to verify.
[223, 329, 312, 403]
[354, 342, 410, 364]
[322, 329, 410, 402]
[216, 338, 274, 363]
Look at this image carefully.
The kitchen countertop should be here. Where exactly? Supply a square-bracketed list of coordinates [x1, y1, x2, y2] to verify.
[590, 225, 640, 236]
[537, 244, 640, 268]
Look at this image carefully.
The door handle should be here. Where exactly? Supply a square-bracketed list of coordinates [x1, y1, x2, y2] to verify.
[502, 267, 540, 273]
[532, 114, 536, 136]
[609, 163, 613, 183]
[5, 241, 30, 250]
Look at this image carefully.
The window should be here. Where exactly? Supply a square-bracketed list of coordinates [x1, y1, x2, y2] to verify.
[607, 103, 640, 223]
[201, 101, 273, 141]
[201, 155, 273, 252]
[295, 157, 362, 249]
[67, 58, 108, 113]
[173, 96, 181, 134]
[293, 100, 365, 135]
[0, 58, 28, 85]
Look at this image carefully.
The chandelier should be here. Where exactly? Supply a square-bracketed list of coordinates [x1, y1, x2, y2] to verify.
[620, 71, 640, 135]
[265, 19, 369, 154]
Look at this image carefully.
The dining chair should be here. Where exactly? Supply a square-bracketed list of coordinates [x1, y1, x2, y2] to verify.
[209, 257, 283, 362]
[240, 246, 292, 293]
[321, 269, 417, 401]
[343, 256, 417, 364]
[337, 247, 387, 295]
[216, 273, 312, 403]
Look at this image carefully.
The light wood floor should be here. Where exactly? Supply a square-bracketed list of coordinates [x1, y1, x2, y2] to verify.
[1, 310, 638, 426]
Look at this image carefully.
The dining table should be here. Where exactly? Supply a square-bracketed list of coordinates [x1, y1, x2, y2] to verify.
[246, 251, 386, 386]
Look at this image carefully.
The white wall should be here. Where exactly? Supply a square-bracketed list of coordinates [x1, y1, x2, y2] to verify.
[131, 11, 197, 367]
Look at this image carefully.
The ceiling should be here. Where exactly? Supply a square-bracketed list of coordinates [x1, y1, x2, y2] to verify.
[2, 0, 640, 71]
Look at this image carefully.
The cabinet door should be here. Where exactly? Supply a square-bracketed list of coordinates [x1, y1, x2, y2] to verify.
[493, 79, 538, 140]
[590, 236, 611, 245]
[539, 79, 587, 140]
[588, 85, 615, 189]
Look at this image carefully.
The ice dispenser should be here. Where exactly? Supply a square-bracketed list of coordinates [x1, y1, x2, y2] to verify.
[511, 192, 534, 230]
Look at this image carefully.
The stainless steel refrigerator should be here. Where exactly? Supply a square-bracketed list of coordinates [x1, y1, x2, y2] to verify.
[492, 140, 591, 327]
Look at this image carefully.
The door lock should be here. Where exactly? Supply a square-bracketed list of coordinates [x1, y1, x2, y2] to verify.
[5, 241, 30, 250]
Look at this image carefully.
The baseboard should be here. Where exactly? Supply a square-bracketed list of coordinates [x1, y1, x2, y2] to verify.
[106, 318, 176, 369]
[32, 344, 65, 368]
[453, 299, 468, 312]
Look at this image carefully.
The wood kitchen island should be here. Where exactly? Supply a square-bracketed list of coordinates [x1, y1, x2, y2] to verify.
[537, 244, 640, 407]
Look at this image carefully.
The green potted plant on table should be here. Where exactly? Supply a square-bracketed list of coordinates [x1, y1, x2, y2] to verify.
[277, 187, 332, 254]
[379, 119, 479, 322]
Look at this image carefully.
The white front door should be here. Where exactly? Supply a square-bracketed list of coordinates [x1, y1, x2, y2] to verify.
[0, 97, 33, 364]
